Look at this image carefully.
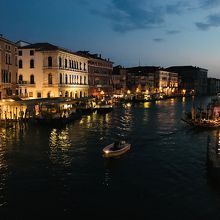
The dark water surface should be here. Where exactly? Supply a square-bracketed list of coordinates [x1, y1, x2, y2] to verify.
[1, 96, 220, 219]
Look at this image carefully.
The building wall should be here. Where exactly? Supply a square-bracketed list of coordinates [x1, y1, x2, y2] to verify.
[166, 66, 207, 95]
[18, 48, 89, 99]
[0, 36, 18, 99]
[18, 48, 43, 98]
[88, 57, 113, 96]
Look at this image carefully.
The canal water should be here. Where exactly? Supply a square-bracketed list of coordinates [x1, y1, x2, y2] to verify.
[1, 96, 220, 219]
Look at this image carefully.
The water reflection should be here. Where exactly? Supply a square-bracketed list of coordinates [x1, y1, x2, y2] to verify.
[0, 128, 9, 207]
[49, 128, 72, 167]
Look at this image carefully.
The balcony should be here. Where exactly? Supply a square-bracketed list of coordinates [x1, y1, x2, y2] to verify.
[18, 81, 36, 87]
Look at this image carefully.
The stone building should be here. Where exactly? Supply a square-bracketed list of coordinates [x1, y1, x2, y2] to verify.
[126, 66, 157, 93]
[0, 35, 18, 99]
[77, 51, 113, 97]
[17, 43, 89, 99]
[112, 65, 127, 95]
[166, 66, 208, 95]
[207, 78, 220, 95]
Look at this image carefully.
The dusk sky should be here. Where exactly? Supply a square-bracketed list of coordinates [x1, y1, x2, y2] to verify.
[2, 0, 220, 77]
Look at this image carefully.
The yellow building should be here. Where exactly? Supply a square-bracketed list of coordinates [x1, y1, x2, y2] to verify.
[0, 35, 18, 99]
[17, 43, 89, 99]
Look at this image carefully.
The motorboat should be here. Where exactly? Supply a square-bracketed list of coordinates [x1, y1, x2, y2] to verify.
[102, 140, 131, 158]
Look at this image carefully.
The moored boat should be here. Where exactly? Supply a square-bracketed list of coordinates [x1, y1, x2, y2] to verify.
[182, 93, 220, 129]
[95, 99, 113, 114]
[102, 140, 131, 158]
[34, 101, 81, 126]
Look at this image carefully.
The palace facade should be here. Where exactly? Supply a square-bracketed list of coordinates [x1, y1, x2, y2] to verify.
[17, 43, 89, 99]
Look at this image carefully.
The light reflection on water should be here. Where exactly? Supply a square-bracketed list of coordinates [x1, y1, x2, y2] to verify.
[1, 96, 220, 219]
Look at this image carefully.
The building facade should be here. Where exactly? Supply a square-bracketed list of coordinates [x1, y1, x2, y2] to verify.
[77, 51, 113, 97]
[0, 35, 18, 99]
[18, 43, 89, 99]
[207, 78, 220, 95]
[112, 65, 127, 95]
[155, 70, 178, 95]
[166, 66, 208, 95]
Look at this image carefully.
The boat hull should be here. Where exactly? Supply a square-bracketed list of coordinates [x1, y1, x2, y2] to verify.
[102, 142, 131, 158]
[181, 118, 220, 128]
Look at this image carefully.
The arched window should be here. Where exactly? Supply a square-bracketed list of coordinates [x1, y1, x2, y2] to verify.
[65, 91, 68, 97]
[47, 92, 51, 98]
[48, 56, 52, 67]
[30, 75, 35, 84]
[19, 60, 23, 68]
[19, 74, 23, 83]
[30, 59, 34, 68]
[60, 73, 62, 84]
[65, 59, 67, 68]
[65, 74, 68, 84]
[59, 57, 62, 68]
[80, 91, 82, 98]
[70, 92, 72, 97]
[48, 73, 52, 84]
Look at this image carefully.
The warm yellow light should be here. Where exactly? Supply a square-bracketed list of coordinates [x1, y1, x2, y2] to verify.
[127, 90, 131, 94]
[100, 90, 104, 95]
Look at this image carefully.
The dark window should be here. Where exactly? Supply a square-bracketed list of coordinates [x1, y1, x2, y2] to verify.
[19, 60, 23, 68]
[60, 73, 62, 84]
[65, 59, 67, 68]
[59, 57, 62, 67]
[48, 56, 52, 67]
[18, 51, 22, 56]
[19, 74, 23, 83]
[30, 75, 35, 84]
[48, 73, 52, 84]
[30, 50, 34, 56]
[37, 92, 41, 98]
[30, 59, 34, 68]
[65, 74, 68, 84]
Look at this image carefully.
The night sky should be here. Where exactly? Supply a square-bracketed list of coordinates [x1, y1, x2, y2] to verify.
[1, 0, 220, 77]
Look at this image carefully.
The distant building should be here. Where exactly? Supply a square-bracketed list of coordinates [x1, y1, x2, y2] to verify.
[126, 66, 158, 93]
[17, 43, 89, 99]
[112, 65, 127, 94]
[77, 51, 113, 97]
[0, 35, 18, 99]
[125, 66, 178, 95]
[154, 70, 178, 95]
[207, 78, 220, 95]
[166, 66, 208, 95]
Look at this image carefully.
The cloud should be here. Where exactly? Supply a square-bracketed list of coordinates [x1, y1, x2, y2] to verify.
[196, 14, 220, 30]
[166, 2, 190, 14]
[90, 0, 194, 33]
[200, 0, 220, 8]
[90, 0, 165, 33]
[166, 30, 181, 34]
[153, 38, 164, 42]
